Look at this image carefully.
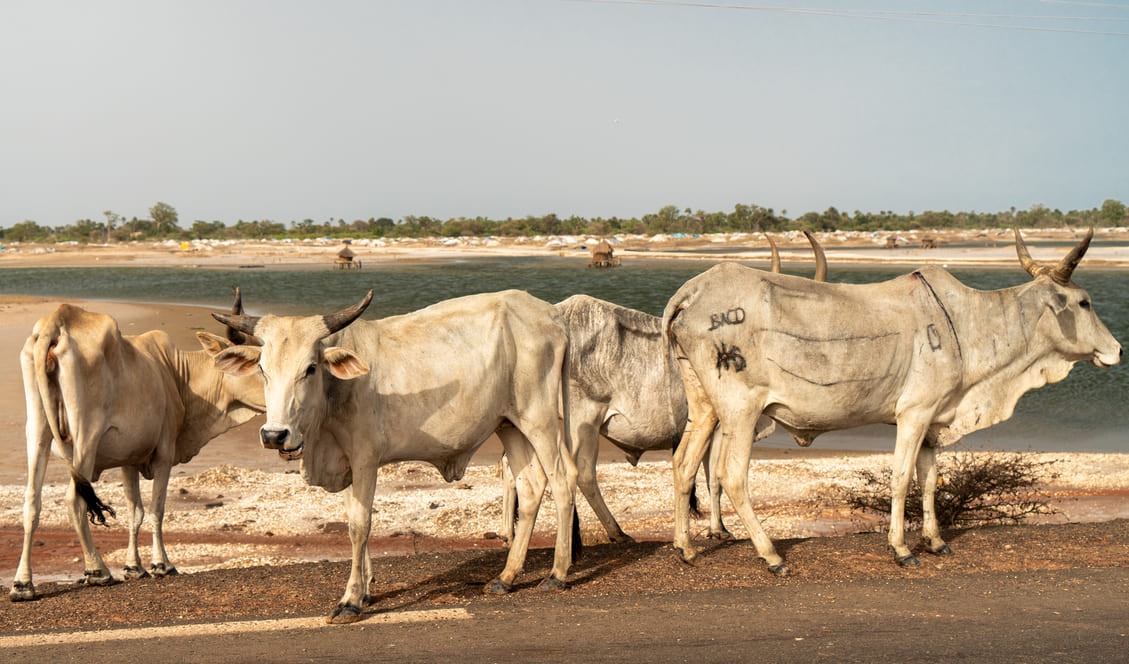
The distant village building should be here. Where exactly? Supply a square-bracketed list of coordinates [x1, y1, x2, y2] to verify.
[587, 239, 621, 268]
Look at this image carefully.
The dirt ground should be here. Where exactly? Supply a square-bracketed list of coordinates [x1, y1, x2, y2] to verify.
[2, 518, 1126, 632]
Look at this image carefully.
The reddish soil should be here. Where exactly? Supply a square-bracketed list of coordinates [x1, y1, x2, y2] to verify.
[2, 519, 1126, 632]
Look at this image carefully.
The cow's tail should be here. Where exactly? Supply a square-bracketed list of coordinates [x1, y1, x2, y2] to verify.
[664, 286, 704, 520]
[32, 326, 115, 526]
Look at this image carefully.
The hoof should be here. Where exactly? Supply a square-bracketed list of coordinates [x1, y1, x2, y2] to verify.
[80, 569, 115, 586]
[538, 576, 567, 592]
[896, 554, 921, 568]
[678, 551, 705, 567]
[931, 544, 953, 556]
[9, 581, 35, 602]
[610, 533, 636, 545]
[768, 563, 792, 577]
[122, 565, 151, 580]
[327, 602, 364, 624]
[483, 578, 513, 595]
[707, 530, 735, 542]
[150, 563, 179, 578]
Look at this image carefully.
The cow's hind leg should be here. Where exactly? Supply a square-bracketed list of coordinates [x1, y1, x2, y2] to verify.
[121, 466, 151, 580]
[671, 352, 719, 565]
[65, 480, 114, 587]
[11, 413, 52, 601]
[488, 428, 549, 594]
[714, 414, 788, 576]
[916, 444, 951, 556]
[704, 428, 733, 541]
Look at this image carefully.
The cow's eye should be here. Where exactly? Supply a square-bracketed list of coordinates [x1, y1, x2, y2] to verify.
[1080, 299, 1091, 309]
[304, 364, 317, 378]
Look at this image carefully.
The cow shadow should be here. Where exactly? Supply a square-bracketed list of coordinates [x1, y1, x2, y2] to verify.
[364, 540, 671, 615]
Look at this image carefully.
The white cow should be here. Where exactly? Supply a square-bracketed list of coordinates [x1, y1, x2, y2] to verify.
[11, 294, 264, 600]
[211, 289, 578, 623]
[662, 229, 1121, 573]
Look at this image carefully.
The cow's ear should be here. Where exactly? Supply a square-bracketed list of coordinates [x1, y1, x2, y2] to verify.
[196, 331, 233, 357]
[213, 346, 262, 376]
[324, 347, 369, 380]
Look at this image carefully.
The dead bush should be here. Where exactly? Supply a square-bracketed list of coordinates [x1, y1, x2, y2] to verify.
[841, 450, 1059, 528]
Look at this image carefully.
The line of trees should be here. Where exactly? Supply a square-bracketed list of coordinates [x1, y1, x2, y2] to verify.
[2, 200, 1126, 244]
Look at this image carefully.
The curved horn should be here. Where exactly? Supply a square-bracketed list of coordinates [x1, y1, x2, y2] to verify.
[225, 285, 249, 345]
[212, 310, 260, 336]
[764, 234, 780, 273]
[1013, 227, 1050, 280]
[231, 285, 244, 315]
[322, 290, 374, 335]
[1051, 228, 1093, 285]
[803, 230, 828, 283]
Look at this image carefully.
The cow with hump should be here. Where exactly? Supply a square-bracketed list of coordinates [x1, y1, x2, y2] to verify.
[212, 289, 579, 624]
[10, 290, 265, 601]
[662, 228, 1121, 573]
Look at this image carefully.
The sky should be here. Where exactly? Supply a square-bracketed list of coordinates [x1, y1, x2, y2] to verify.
[1, 0, 1127, 228]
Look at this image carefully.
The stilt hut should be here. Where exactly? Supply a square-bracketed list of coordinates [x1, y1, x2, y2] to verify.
[587, 240, 620, 268]
[334, 244, 362, 269]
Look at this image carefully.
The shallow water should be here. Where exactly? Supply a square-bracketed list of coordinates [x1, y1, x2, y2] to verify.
[2, 258, 1126, 454]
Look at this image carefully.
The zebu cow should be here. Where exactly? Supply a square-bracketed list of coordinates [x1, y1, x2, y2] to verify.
[10, 295, 265, 601]
[500, 232, 828, 543]
[662, 229, 1121, 572]
[212, 290, 578, 623]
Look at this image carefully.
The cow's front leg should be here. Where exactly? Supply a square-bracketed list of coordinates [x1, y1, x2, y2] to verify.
[121, 467, 151, 580]
[328, 471, 377, 624]
[916, 444, 951, 556]
[888, 419, 930, 566]
[147, 463, 178, 577]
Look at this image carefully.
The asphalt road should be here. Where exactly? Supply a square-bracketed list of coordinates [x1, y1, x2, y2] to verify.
[3, 566, 1126, 663]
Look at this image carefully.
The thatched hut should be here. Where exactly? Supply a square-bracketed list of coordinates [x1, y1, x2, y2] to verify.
[587, 240, 620, 268]
[334, 244, 362, 269]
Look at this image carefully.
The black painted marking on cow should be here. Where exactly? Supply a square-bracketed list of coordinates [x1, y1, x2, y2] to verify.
[709, 307, 746, 331]
[912, 271, 962, 360]
[715, 342, 746, 377]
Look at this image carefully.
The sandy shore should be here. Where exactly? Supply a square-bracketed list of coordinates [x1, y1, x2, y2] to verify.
[2, 229, 1126, 580]
[3, 227, 1129, 270]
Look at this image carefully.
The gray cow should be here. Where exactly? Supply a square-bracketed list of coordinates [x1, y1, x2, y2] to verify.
[662, 228, 1121, 574]
[502, 232, 828, 543]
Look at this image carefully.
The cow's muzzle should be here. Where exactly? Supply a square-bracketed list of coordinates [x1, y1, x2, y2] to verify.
[1093, 345, 1122, 369]
[260, 427, 303, 461]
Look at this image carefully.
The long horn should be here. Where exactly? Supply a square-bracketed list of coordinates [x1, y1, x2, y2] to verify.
[765, 234, 780, 273]
[211, 295, 261, 337]
[322, 290, 374, 335]
[1013, 227, 1050, 280]
[1051, 228, 1093, 285]
[803, 230, 828, 283]
[225, 285, 249, 345]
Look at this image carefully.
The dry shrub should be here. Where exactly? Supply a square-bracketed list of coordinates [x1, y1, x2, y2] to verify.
[842, 450, 1059, 528]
